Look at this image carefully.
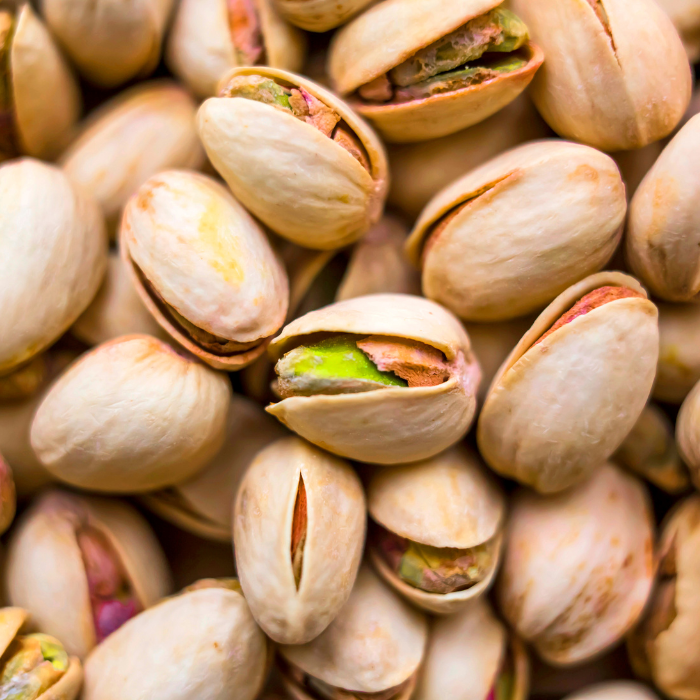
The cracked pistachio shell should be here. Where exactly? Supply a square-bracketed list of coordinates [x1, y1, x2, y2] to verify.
[234, 436, 366, 644]
[498, 463, 655, 667]
[122, 170, 289, 370]
[83, 583, 267, 700]
[676, 380, 700, 490]
[267, 293, 481, 464]
[0, 159, 107, 376]
[167, 0, 305, 98]
[198, 66, 388, 250]
[279, 565, 428, 699]
[368, 447, 505, 614]
[477, 271, 659, 494]
[407, 140, 626, 322]
[272, 0, 374, 31]
[143, 395, 287, 542]
[627, 115, 700, 302]
[511, 0, 691, 151]
[415, 599, 529, 700]
[655, 0, 700, 61]
[328, 0, 544, 143]
[564, 683, 661, 700]
[30, 335, 231, 493]
[5, 490, 172, 658]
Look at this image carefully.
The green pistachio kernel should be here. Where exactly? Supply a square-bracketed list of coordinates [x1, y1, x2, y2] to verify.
[221, 75, 292, 110]
[0, 634, 68, 700]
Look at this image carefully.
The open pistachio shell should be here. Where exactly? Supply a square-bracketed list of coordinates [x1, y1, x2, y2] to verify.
[511, 0, 691, 151]
[655, 0, 700, 61]
[234, 436, 366, 644]
[271, 0, 374, 31]
[83, 581, 268, 700]
[408, 141, 626, 322]
[197, 66, 388, 250]
[367, 446, 505, 614]
[267, 293, 481, 464]
[0, 159, 107, 376]
[477, 271, 659, 494]
[676, 381, 700, 490]
[167, 0, 305, 98]
[30, 335, 231, 493]
[279, 565, 428, 700]
[564, 683, 661, 700]
[5, 490, 172, 659]
[122, 170, 289, 370]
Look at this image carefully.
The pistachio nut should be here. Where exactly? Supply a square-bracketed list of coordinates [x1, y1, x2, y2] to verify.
[564, 683, 661, 700]
[414, 598, 529, 700]
[142, 394, 287, 542]
[83, 579, 268, 700]
[676, 380, 700, 490]
[477, 271, 659, 494]
[122, 170, 289, 370]
[0, 159, 107, 376]
[167, 0, 306, 98]
[198, 66, 388, 250]
[497, 463, 655, 666]
[278, 564, 428, 700]
[266, 293, 481, 464]
[234, 436, 366, 644]
[613, 141, 664, 201]
[30, 335, 231, 493]
[328, 0, 544, 143]
[406, 141, 626, 322]
[367, 446, 505, 615]
[655, 0, 700, 61]
[271, 0, 374, 31]
[5, 490, 172, 658]
[0, 452, 15, 536]
[0, 607, 83, 700]
[510, 0, 691, 151]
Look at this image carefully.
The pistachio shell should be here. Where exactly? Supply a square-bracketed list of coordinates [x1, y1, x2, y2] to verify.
[407, 140, 626, 322]
[30, 335, 231, 493]
[676, 381, 700, 490]
[40, 656, 83, 700]
[564, 683, 661, 700]
[498, 463, 654, 666]
[267, 293, 481, 464]
[271, 0, 374, 31]
[477, 271, 659, 493]
[655, 0, 700, 61]
[197, 66, 388, 250]
[0, 607, 28, 656]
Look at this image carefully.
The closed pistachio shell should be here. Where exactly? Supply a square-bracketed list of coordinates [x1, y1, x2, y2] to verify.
[0, 159, 107, 375]
[478, 271, 659, 494]
[676, 380, 700, 489]
[30, 335, 231, 493]
[655, 0, 700, 61]
[5, 490, 172, 658]
[271, 0, 374, 31]
[234, 436, 366, 644]
[564, 683, 661, 700]
[498, 463, 655, 666]
[198, 66, 388, 250]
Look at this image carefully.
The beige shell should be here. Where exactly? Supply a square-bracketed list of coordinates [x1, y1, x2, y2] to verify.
[676, 380, 700, 490]
[30, 335, 231, 493]
[498, 463, 655, 666]
[82, 584, 268, 700]
[122, 170, 289, 370]
[511, 0, 691, 151]
[267, 293, 481, 464]
[407, 140, 626, 322]
[198, 66, 388, 250]
[367, 446, 505, 614]
[234, 436, 366, 644]
[5, 489, 172, 658]
[564, 683, 662, 700]
[271, 0, 374, 31]
[166, 0, 306, 98]
[0, 159, 107, 376]
[279, 565, 428, 697]
[477, 271, 659, 494]
[655, 0, 700, 61]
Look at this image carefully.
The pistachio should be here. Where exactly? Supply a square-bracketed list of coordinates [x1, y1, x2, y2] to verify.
[676, 380, 700, 490]
[655, 0, 700, 61]
[271, 0, 375, 31]
[563, 683, 662, 700]
[0, 453, 15, 536]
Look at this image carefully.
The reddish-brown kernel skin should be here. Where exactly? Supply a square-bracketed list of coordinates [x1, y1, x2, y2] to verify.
[291, 479, 307, 560]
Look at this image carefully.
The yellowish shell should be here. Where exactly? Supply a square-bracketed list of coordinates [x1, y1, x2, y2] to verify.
[271, 0, 374, 31]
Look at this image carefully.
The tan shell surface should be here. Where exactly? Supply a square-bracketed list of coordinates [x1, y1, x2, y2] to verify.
[83, 586, 268, 700]
[41, 656, 83, 700]
[408, 140, 626, 321]
[0, 607, 28, 656]
[234, 437, 366, 644]
[477, 272, 658, 494]
[273, 0, 373, 31]
[677, 381, 700, 487]
[656, 0, 700, 61]
[197, 67, 388, 250]
[279, 565, 428, 693]
[564, 682, 662, 700]
[511, 0, 691, 150]
[0, 159, 107, 375]
[30, 336, 232, 493]
[497, 463, 655, 666]
[257, 0, 307, 73]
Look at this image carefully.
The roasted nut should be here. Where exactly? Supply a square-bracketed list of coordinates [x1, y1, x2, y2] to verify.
[406, 141, 626, 322]
[367, 446, 505, 614]
[655, 0, 700, 61]
[498, 463, 655, 666]
[563, 683, 661, 700]
[198, 66, 388, 250]
[266, 293, 481, 464]
[234, 436, 366, 644]
[6, 490, 172, 658]
[477, 272, 659, 494]
[30, 335, 231, 493]
[328, 0, 544, 143]
[271, 0, 374, 31]
[676, 380, 700, 490]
